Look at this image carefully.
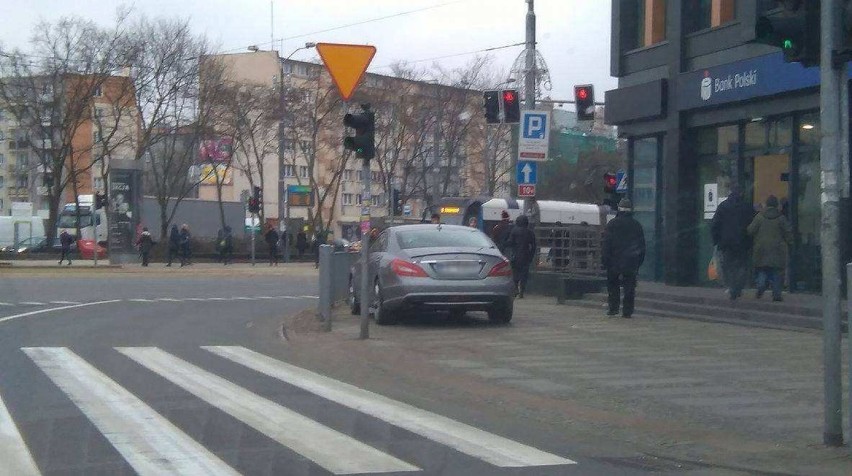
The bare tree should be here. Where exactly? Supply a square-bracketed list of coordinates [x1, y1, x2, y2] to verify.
[0, 15, 130, 243]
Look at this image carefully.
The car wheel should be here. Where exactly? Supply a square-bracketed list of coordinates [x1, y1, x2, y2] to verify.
[372, 279, 397, 325]
[487, 303, 513, 324]
[349, 276, 360, 315]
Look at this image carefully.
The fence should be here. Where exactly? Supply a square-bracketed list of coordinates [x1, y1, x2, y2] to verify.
[318, 244, 359, 331]
[535, 224, 606, 278]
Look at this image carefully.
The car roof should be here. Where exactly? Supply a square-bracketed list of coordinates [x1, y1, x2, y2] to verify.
[388, 224, 478, 233]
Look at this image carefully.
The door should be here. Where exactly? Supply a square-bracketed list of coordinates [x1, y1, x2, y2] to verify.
[750, 154, 790, 210]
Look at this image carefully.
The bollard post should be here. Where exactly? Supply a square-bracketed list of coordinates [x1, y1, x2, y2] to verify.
[318, 245, 333, 331]
[848, 262, 851, 438]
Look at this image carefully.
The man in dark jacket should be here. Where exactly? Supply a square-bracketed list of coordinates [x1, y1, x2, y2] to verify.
[505, 215, 537, 298]
[490, 210, 513, 255]
[136, 227, 155, 266]
[602, 198, 646, 318]
[296, 230, 308, 258]
[166, 225, 180, 267]
[58, 230, 74, 266]
[265, 225, 280, 266]
[710, 186, 755, 300]
[179, 224, 192, 267]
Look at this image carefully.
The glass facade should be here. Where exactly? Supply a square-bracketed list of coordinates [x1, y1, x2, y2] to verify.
[632, 137, 661, 280]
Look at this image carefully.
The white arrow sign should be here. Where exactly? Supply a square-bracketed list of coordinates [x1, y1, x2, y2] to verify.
[521, 163, 533, 183]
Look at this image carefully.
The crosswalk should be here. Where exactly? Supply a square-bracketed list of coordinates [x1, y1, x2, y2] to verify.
[2, 346, 576, 475]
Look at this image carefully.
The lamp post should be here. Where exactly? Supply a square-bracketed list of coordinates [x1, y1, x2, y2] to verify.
[278, 42, 315, 263]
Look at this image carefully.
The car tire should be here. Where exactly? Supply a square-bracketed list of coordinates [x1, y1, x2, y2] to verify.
[487, 303, 513, 324]
[349, 276, 360, 315]
[372, 279, 397, 325]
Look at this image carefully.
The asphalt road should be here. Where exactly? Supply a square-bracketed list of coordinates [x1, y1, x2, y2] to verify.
[0, 266, 617, 475]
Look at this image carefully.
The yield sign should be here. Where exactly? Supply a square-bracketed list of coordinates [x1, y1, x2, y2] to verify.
[316, 43, 377, 101]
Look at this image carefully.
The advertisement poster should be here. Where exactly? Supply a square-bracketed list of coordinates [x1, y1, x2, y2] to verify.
[199, 163, 232, 185]
[109, 170, 138, 252]
[198, 138, 233, 163]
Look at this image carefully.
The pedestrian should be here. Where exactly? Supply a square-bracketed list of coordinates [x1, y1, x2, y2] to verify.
[215, 228, 224, 263]
[747, 195, 791, 302]
[220, 226, 234, 265]
[136, 227, 155, 267]
[58, 230, 74, 266]
[504, 214, 537, 299]
[296, 230, 308, 258]
[265, 224, 280, 266]
[312, 229, 327, 269]
[490, 210, 513, 255]
[179, 224, 192, 267]
[602, 198, 646, 318]
[430, 213, 441, 224]
[710, 186, 755, 300]
[467, 217, 478, 229]
[166, 224, 180, 267]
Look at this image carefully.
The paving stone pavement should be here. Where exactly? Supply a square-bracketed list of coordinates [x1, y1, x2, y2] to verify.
[317, 294, 852, 473]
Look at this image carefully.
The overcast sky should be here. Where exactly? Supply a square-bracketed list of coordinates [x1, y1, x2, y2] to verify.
[0, 0, 616, 102]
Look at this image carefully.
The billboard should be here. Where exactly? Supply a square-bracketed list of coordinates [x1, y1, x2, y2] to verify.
[199, 163, 232, 185]
[198, 138, 233, 163]
[109, 170, 139, 252]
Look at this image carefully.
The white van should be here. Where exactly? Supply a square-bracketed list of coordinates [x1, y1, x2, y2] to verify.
[0, 216, 46, 248]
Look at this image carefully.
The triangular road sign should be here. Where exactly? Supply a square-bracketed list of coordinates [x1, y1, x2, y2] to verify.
[316, 43, 377, 101]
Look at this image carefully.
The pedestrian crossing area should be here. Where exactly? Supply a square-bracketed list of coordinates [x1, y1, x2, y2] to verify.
[0, 295, 318, 308]
[2, 346, 576, 475]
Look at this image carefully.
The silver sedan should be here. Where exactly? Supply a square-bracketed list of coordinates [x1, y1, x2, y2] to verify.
[349, 224, 515, 325]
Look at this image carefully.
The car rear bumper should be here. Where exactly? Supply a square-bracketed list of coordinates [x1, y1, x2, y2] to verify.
[382, 279, 514, 311]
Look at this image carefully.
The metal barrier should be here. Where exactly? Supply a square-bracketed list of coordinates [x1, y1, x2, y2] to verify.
[317, 244, 359, 331]
[535, 224, 605, 278]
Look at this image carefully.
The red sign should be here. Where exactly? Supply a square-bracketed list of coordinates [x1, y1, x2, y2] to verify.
[518, 184, 536, 197]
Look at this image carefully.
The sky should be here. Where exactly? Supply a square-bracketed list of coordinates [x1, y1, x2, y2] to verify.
[0, 0, 617, 102]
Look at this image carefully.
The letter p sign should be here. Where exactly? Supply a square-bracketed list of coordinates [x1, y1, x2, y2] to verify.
[522, 113, 547, 139]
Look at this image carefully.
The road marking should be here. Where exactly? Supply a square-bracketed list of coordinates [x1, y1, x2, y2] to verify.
[0, 391, 40, 475]
[18, 302, 45, 306]
[49, 301, 81, 305]
[230, 297, 254, 301]
[0, 300, 121, 325]
[204, 346, 576, 468]
[117, 347, 419, 475]
[298, 295, 320, 299]
[128, 299, 154, 303]
[23, 347, 238, 476]
[0, 302, 13, 306]
[155, 298, 182, 302]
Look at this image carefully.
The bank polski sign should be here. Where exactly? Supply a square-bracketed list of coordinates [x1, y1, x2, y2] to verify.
[518, 110, 550, 162]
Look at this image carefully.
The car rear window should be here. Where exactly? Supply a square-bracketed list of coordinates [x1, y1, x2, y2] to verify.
[396, 229, 493, 250]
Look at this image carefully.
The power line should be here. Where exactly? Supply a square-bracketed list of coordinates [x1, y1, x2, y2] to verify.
[371, 42, 525, 70]
[216, 0, 471, 55]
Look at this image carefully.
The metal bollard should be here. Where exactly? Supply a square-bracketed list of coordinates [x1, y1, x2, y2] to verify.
[848, 262, 851, 437]
[318, 245, 333, 331]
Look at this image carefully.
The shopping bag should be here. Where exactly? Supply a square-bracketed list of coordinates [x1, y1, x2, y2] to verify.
[707, 252, 719, 281]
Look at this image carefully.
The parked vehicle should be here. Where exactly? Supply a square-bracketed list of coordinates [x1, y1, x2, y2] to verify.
[56, 195, 108, 245]
[1, 236, 49, 254]
[0, 216, 46, 250]
[348, 224, 515, 325]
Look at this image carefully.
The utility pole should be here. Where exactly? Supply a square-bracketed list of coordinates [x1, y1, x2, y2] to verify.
[522, 0, 537, 220]
[820, 0, 845, 448]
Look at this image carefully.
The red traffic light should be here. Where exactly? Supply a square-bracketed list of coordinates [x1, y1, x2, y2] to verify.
[576, 88, 589, 101]
[503, 90, 516, 103]
[604, 172, 617, 193]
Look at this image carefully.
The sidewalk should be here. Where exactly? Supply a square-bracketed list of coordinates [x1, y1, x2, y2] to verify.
[283, 296, 852, 475]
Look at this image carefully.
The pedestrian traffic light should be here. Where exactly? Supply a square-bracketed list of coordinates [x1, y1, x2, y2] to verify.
[604, 172, 617, 194]
[248, 186, 262, 213]
[392, 188, 402, 216]
[483, 90, 500, 124]
[754, 0, 820, 66]
[502, 89, 520, 124]
[343, 104, 375, 161]
[574, 84, 595, 121]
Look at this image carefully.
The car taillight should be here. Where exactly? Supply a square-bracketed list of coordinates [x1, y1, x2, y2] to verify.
[488, 259, 512, 277]
[391, 258, 428, 277]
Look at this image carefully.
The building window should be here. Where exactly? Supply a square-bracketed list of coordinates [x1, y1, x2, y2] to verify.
[0, 153, 4, 166]
[282, 164, 295, 178]
[623, 0, 667, 50]
[356, 170, 363, 181]
[685, 0, 735, 33]
[93, 176, 105, 191]
[371, 171, 380, 182]
[0, 176, 4, 189]
[299, 165, 310, 179]
[342, 193, 354, 205]
[371, 195, 381, 207]
[343, 169, 352, 181]
[17, 174, 28, 188]
[93, 85, 103, 97]
[356, 194, 362, 205]
[16, 151, 28, 167]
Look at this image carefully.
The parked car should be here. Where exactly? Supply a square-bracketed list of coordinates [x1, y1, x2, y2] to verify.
[1, 236, 49, 254]
[348, 224, 515, 325]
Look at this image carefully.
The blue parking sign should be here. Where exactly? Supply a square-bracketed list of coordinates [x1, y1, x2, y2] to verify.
[522, 113, 548, 139]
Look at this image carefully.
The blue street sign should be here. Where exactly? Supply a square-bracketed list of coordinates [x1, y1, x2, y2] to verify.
[521, 113, 548, 139]
[517, 161, 537, 185]
[616, 170, 628, 193]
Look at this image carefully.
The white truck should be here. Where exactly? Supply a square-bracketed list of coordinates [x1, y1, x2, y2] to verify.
[56, 195, 108, 244]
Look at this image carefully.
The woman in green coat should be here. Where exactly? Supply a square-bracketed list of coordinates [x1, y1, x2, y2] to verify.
[747, 195, 791, 301]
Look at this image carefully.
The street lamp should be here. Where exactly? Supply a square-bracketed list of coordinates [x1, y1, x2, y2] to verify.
[279, 42, 316, 263]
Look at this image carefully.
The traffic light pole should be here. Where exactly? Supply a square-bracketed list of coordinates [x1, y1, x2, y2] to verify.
[820, 0, 845, 448]
[522, 0, 537, 223]
[360, 155, 371, 340]
[250, 211, 256, 266]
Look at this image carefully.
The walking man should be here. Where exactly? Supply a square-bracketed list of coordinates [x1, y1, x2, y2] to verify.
[166, 224, 180, 267]
[58, 230, 74, 266]
[602, 198, 646, 318]
[504, 215, 537, 299]
[136, 227, 155, 267]
[265, 224, 280, 266]
[490, 210, 513, 255]
[296, 230, 308, 258]
[179, 224, 192, 267]
[711, 186, 755, 300]
[747, 195, 791, 302]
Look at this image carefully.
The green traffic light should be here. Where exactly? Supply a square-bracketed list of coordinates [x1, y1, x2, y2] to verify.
[783, 39, 793, 49]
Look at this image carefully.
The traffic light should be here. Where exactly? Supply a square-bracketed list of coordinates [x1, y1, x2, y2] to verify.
[604, 172, 617, 194]
[392, 188, 402, 216]
[343, 104, 375, 161]
[483, 90, 500, 124]
[248, 186, 262, 213]
[754, 0, 820, 66]
[574, 84, 595, 121]
[502, 89, 520, 124]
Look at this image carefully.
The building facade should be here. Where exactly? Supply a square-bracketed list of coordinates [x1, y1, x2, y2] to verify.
[606, 0, 852, 291]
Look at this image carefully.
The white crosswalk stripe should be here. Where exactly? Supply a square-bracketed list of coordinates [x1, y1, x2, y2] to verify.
[204, 346, 576, 468]
[18, 302, 45, 306]
[22, 347, 238, 476]
[0, 391, 40, 475]
[49, 301, 81, 305]
[117, 347, 420, 475]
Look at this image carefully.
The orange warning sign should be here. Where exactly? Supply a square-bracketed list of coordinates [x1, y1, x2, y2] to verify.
[315, 43, 377, 101]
